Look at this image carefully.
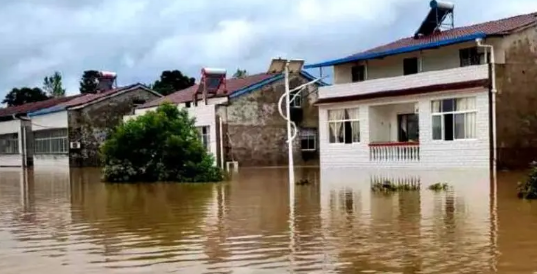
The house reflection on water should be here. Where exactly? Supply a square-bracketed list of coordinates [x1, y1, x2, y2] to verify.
[1, 166, 536, 273]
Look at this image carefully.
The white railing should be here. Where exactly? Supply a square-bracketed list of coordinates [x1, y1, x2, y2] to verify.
[319, 64, 489, 100]
[369, 142, 420, 162]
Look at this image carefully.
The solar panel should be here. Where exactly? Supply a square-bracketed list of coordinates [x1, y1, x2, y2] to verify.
[414, 0, 455, 38]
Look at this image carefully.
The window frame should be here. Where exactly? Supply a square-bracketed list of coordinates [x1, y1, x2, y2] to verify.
[300, 128, 317, 151]
[0, 133, 19, 155]
[290, 90, 302, 108]
[33, 128, 69, 155]
[327, 107, 361, 145]
[459, 47, 482, 67]
[431, 97, 478, 142]
[403, 57, 419, 75]
[351, 65, 366, 83]
[197, 126, 210, 151]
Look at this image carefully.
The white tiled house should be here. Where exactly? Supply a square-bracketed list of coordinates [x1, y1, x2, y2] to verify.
[305, 4, 537, 170]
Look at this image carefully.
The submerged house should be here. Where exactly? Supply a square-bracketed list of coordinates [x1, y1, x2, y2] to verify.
[0, 73, 161, 168]
[306, 0, 537, 170]
[27, 82, 161, 167]
[129, 70, 326, 168]
[0, 96, 80, 167]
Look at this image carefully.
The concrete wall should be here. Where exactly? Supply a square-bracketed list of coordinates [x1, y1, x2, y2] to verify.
[332, 39, 504, 85]
[318, 88, 490, 169]
[495, 26, 537, 169]
[369, 103, 416, 143]
[217, 75, 320, 167]
[69, 88, 160, 167]
[31, 111, 70, 168]
[0, 120, 22, 167]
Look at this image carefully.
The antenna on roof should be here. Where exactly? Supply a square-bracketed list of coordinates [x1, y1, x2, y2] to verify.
[414, 0, 455, 38]
[193, 68, 227, 106]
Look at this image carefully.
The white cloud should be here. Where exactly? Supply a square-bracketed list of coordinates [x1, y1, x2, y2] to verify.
[0, 0, 535, 100]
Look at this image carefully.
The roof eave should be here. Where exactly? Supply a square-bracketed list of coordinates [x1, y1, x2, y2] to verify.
[314, 79, 489, 105]
[304, 32, 488, 69]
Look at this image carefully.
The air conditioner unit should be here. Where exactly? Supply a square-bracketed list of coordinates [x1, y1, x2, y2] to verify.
[70, 142, 81, 149]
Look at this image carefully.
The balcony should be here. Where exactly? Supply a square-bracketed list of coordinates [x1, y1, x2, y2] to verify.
[318, 64, 489, 101]
[369, 142, 420, 162]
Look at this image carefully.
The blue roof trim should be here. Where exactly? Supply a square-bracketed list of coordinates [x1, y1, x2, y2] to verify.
[229, 71, 328, 99]
[304, 32, 487, 69]
[28, 105, 67, 117]
[229, 74, 283, 99]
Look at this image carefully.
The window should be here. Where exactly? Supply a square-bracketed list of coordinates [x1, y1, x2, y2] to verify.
[431, 97, 477, 141]
[185, 101, 191, 108]
[403, 57, 419, 75]
[197, 126, 210, 150]
[290, 90, 302, 108]
[34, 128, 68, 154]
[0, 133, 19, 154]
[328, 108, 360, 144]
[351, 65, 365, 82]
[300, 128, 316, 151]
[397, 114, 419, 142]
[459, 47, 481, 67]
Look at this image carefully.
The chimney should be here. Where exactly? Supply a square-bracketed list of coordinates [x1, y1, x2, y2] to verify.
[97, 71, 117, 92]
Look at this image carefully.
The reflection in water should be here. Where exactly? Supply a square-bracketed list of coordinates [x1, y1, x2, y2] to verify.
[0, 166, 533, 273]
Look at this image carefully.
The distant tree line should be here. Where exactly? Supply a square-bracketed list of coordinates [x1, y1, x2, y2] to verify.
[2, 68, 249, 107]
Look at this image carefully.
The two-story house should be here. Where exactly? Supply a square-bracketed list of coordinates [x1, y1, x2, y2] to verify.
[127, 69, 326, 169]
[305, 0, 537, 170]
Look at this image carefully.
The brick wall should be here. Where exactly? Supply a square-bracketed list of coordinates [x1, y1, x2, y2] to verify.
[69, 88, 160, 167]
[495, 26, 537, 169]
[218, 75, 320, 167]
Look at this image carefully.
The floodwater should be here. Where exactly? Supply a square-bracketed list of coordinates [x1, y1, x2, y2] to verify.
[0, 167, 534, 273]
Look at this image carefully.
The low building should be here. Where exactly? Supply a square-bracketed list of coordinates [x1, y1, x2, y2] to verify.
[27, 83, 161, 167]
[305, 1, 537, 170]
[0, 96, 80, 167]
[128, 71, 326, 168]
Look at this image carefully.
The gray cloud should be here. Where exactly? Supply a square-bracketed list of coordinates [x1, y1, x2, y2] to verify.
[0, 0, 536, 101]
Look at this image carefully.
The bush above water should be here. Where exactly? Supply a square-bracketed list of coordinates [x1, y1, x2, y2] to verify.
[518, 162, 537, 199]
[100, 102, 223, 183]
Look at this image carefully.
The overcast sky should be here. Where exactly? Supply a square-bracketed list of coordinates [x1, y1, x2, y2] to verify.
[1, 0, 537, 100]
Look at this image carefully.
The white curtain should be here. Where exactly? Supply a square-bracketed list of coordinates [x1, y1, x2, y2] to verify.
[456, 97, 476, 111]
[328, 109, 345, 143]
[346, 108, 360, 120]
[431, 100, 441, 113]
[465, 112, 477, 138]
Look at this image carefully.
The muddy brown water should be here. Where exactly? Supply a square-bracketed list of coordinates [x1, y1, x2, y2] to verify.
[0, 167, 534, 273]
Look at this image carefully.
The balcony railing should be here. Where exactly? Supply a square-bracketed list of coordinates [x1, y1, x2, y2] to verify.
[369, 142, 420, 162]
[318, 64, 489, 100]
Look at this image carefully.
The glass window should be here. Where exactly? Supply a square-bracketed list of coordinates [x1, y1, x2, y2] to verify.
[327, 108, 360, 144]
[33, 128, 68, 154]
[431, 97, 477, 141]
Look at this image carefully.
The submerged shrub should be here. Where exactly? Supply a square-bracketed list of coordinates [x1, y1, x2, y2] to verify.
[517, 161, 537, 199]
[101, 102, 223, 183]
[371, 180, 420, 193]
[428, 183, 449, 191]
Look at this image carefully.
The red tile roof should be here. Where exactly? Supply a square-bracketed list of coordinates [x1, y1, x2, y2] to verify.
[353, 12, 537, 58]
[139, 73, 277, 109]
[56, 83, 144, 109]
[0, 94, 83, 118]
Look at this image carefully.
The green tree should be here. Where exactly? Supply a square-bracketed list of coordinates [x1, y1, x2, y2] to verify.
[152, 70, 195, 96]
[232, 69, 248, 78]
[43, 71, 66, 98]
[101, 102, 223, 183]
[2, 87, 49, 107]
[79, 70, 100, 94]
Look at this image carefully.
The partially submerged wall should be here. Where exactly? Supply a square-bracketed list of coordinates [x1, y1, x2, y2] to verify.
[495, 26, 537, 169]
[69, 88, 160, 167]
[218, 75, 320, 167]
